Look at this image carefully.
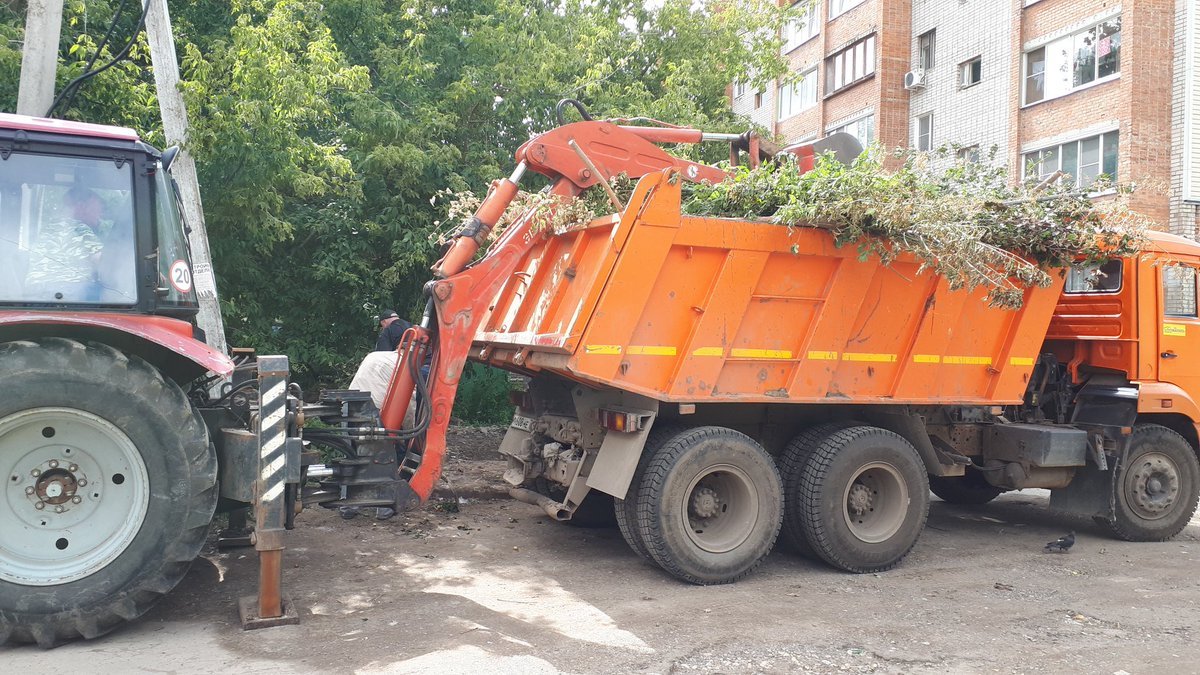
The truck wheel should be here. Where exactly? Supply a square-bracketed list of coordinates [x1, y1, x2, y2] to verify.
[796, 426, 929, 573]
[778, 421, 854, 558]
[0, 339, 217, 647]
[929, 467, 1004, 505]
[1104, 424, 1200, 542]
[614, 424, 681, 562]
[635, 427, 782, 584]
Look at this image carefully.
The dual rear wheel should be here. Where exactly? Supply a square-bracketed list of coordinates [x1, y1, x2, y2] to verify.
[615, 422, 930, 583]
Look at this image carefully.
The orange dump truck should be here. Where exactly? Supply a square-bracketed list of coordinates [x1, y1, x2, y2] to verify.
[387, 103, 1200, 585]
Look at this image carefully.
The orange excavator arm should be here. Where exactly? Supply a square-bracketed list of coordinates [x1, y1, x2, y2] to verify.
[376, 100, 828, 503]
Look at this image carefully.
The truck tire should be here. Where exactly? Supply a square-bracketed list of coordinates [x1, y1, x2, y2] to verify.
[796, 426, 929, 573]
[928, 467, 1004, 505]
[1103, 423, 1200, 542]
[0, 338, 217, 647]
[614, 424, 681, 562]
[778, 421, 854, 558]
[634, 426, 782, 585]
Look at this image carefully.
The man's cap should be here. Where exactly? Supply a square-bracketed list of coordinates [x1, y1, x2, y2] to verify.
[380, 309, 399, 320]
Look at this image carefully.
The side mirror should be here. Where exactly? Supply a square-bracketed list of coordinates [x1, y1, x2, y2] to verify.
[161, 145, 180, 172]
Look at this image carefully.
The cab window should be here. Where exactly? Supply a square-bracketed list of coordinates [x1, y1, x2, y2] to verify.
[1065, 259, 1122, 293]
[1163, 265, 1198, 318]
[0, 152, 136, 305]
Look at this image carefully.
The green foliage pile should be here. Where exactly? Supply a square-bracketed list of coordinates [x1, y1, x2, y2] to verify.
[684, 148, 1149, 309]
[0, 0, 792, 421]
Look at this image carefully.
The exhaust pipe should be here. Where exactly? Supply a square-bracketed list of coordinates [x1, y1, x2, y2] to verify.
[508, 487, 570, 521]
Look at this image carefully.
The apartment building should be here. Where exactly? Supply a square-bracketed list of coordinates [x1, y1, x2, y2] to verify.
[733, 0, 1200, 235]
[729, 0, 912, 152]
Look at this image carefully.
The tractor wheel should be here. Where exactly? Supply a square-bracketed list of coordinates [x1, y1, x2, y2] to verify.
[614, 424, 682, 562]
[634, 426, 782, 585]
[929, 467, 1005, 505]
[778, 421, 855, 558]
[796, 426, 929, 574]
[1102, 424, 1200, 542]
[0, 338, 217, 647]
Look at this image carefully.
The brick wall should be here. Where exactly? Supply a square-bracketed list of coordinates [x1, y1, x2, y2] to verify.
[909, 0, 1013, 169]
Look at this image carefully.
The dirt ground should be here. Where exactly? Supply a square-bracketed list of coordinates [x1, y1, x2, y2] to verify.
[6, 426, 1200, 674]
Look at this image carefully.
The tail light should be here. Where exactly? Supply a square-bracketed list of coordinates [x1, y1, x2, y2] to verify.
[598, 408, 648, 432]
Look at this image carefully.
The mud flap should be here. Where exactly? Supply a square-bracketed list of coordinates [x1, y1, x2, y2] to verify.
[1049, 461, 1116, 523]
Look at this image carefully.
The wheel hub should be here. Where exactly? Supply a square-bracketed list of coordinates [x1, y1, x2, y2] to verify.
[1127, 453, 1180, 518]
[690, 486, 721, 519]
[847, 483, 873, 516]
[1, 407, 149, 586]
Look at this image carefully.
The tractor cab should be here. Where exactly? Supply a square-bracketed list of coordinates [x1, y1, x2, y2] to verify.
[0, 113, 197, 317]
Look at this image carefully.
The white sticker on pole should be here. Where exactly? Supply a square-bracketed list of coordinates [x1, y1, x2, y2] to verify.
[191, 261, 217, 296]
[169, 259, 193, 294]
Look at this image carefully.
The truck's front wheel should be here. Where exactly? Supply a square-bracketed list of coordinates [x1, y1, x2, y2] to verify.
[0, 339, 217, 647]
[634, 427, 782, 584]
[1104, 423, 1200, 542]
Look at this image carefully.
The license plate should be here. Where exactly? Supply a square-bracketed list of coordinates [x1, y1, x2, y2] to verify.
[511, 415, 535, 432]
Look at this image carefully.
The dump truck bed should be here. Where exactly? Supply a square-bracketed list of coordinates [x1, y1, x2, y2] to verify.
[473, 171, 1065, 405]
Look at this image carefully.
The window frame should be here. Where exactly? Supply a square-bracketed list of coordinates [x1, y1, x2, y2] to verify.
[829, 0, 866, 20]
[1064, 260, 1124, 295]
[918, 30, 936, 70]
[825, 34, 876, 96]
[778, 67, 818, 120]
[916, 113, 933, 152]
[1022, 16, 1121, 106]
[1163, 265, 1199, 318]
[828, 111, 875, 148]
[782, 1, 819, 53]
[959, 56, 982, 89]
[1022, 131, 1119, 190]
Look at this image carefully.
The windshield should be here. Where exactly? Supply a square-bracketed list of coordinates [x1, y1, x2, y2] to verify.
[153, 167, 196, 307]
[0, 152, 137, 305]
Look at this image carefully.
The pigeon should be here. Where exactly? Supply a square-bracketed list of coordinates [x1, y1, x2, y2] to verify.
[1044, 531, 1075, 553]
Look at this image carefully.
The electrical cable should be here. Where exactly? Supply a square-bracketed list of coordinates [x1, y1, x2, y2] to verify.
[46, 0, 152, 118]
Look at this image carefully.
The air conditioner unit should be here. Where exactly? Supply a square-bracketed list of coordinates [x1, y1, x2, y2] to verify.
[904, 69, 927, 91]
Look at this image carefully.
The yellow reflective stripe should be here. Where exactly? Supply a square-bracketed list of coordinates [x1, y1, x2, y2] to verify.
[1164, 323, 1187, 337]
[627, 345, 677, 356]
[692, 347, 724, 357]
[730, 348, 793, 359]
[913, 354, 941, 364]
[807, 350, 839, 361]
[943, 355, 992, 365]
[843, 352, 897, 363]
[584, 345, 621, 355]
[1009, 357, 1035, 367]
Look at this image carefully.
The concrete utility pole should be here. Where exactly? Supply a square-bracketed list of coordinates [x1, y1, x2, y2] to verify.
[144, 0, 228, 356]
[17, 0, 64, 116]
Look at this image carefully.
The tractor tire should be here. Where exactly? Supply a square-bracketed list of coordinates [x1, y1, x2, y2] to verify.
[796, 426, 929, 574]
[778, 421, 855, 558]
[634, 426, 782, 585]
[0, 338, 217, 647]
[614, 424, 682, 562]
[929, 467, 1005, 505]
[1102, 423, 1200, 542]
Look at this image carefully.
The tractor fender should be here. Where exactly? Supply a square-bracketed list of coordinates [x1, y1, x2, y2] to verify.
[0, 310, 233, 382]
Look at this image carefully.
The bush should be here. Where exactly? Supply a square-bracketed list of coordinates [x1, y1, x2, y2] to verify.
[451, 362, 514, 425]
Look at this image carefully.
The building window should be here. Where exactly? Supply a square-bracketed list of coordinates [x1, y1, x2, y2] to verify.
[957, 145, 981, 163]
[959, 57, 981, 88]
[829, 113, 874, 149]
[825, 35, 876, 95]
[1023, 16, 1121, 105]
[916, 114, 933, 151]
[783, 1, 818, 53]
[830, 0, 865, 19]
[918, 30, 936, 70]
[754, 91, 763, 109]
[778, 67, 818, 120]
[733, 80, 747, 98]
[1022, 131, 1119, 188]
[1164, 266, 1198, 317]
